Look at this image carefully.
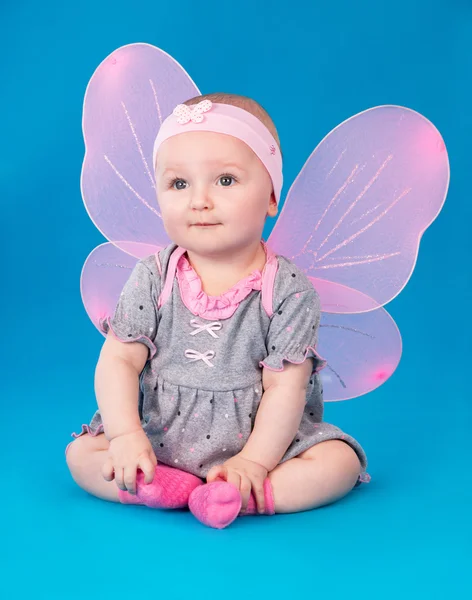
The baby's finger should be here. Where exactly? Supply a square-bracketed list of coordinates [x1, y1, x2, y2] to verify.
[139, 455, 156, 484]
[123, 465, 137, 495]
[250, 477, 265, 514]
[206, 465, 226, 483]
[102, 457, 115, 482]
[114, 467, 126, 491]
[225, 471, 241, 493]
[239, 476, 252, 512]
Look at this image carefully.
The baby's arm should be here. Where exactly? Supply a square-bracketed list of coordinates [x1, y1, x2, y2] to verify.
[95, 333, 148, 440]
[239, 360, 313, 471]
[241, 278, 323, 471]
[72, 257, 160, 494]
[95, 257, 159, 440]
[207, 360, 312, 513]
[95, 334, 159, 493]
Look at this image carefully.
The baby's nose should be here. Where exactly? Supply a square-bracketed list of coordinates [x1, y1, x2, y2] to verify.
[190, 187, 213, 209]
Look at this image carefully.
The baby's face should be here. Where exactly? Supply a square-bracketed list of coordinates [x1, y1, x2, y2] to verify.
[155, 131, 277, 257]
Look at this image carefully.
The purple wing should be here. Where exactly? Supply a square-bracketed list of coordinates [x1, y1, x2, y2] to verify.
[81, 43, 200, 257]
[267, 106, 448, 399]
[318, 307, 401, 402]
[268, 106, 449, 313]
[80, 243, 149, 336]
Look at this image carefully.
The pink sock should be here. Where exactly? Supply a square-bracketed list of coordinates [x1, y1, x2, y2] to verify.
[188, 478, 275, 529]
[118, 464, 203, 509]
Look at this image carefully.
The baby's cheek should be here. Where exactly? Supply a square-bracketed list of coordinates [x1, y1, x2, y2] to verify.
[162, 215, 184, 240]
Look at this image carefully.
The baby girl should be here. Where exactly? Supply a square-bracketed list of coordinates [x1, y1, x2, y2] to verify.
[66, 93, 369, 529]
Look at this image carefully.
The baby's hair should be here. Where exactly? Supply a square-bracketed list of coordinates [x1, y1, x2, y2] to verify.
[184, 92, 282, 152]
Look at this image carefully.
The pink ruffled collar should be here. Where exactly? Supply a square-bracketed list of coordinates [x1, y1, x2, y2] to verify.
[176, 244, 273, 320]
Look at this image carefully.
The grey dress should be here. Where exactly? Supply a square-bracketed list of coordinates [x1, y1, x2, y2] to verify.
[71, 242, 370, 484]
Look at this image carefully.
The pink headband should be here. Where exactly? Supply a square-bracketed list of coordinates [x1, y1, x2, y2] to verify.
[152, 100, 283, 204]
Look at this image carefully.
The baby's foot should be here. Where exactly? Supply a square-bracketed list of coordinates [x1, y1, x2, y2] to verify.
[188, 481, 242, 529]
[119, 464, 203, 509]
[188, 478, 275, 529]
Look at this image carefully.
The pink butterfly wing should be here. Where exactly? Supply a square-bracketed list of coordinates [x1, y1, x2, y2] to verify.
[268, 105, 450, 313]
[80, 242, 155, 336]
[317, 305, 402, 402]
[81, 43, 200, 257]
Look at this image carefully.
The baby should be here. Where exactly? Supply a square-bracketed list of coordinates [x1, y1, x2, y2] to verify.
[66, 93, 369, 529]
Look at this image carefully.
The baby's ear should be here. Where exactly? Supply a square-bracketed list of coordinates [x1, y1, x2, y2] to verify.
[267, 193, 278, 217]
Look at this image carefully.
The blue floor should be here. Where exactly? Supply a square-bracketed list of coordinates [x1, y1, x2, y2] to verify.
[1, 0, 470, 598]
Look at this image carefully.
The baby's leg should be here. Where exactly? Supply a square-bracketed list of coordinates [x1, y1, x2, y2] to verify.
[189, 440, 361, 529]
[66, 433, 203, 507]
[66, 433, 119, 502]
[268, 439, 362, 513]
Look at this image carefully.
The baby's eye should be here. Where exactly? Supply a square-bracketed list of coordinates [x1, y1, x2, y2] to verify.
[171, 179, 187, 190]
[218, 175, 236, 187]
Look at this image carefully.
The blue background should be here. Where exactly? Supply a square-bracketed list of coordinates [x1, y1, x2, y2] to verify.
[1, 0, 470, 598]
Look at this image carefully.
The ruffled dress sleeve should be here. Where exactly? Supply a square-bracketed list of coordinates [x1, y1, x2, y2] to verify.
[101, 257, 160, 359]
[260, 259, 326, 374]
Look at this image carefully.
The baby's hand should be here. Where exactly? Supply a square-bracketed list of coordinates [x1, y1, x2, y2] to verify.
[206, 454, 268, 514]
[102, 429, 157, 495]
